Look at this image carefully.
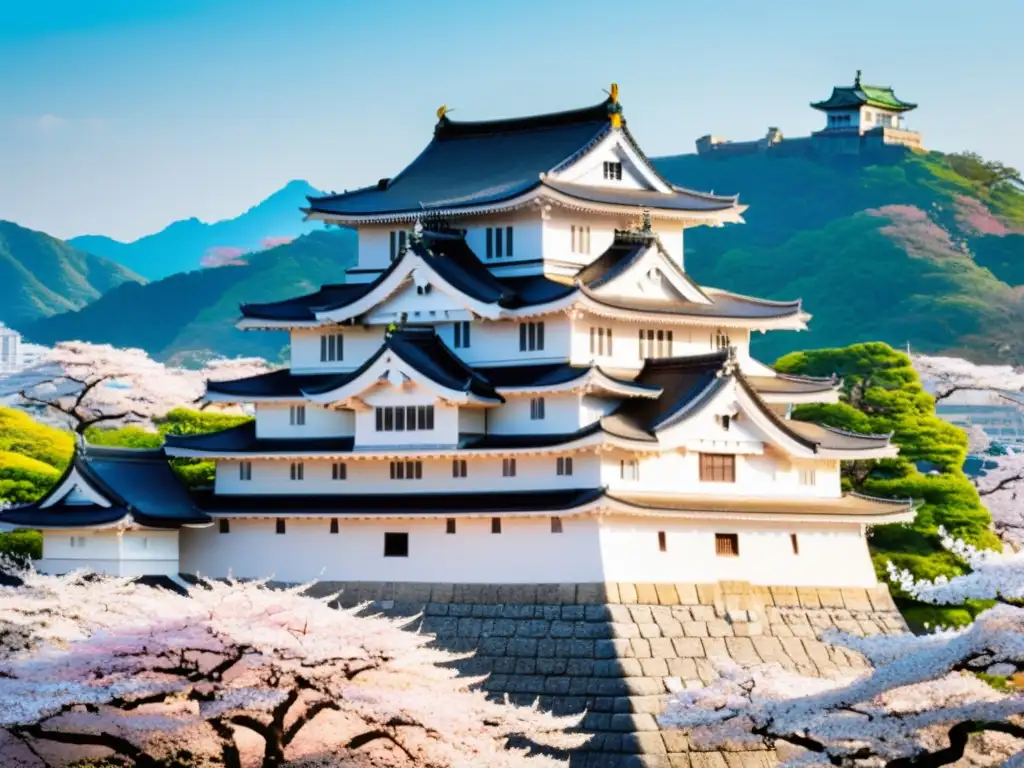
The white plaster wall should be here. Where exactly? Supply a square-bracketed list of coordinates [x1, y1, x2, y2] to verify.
[40, 530, 180, 577]
[463, 211, 542, 265]
[596, 516, 877, 587]
[214, 454, 601, 495]
[178, 514, 876, 587]
[569, 319, 750, 368]
[181, 515, 604, 583]
[365, 282, 477, 326]
[354, 226, 398, 275]
[255, 404, 354, 439]
[655, 227, 685, 268]
[601, 450, 841, 499]
[458, 408, 485, 434]
[556, 138, 651, 191]
[290, 327, 385, 373]
[487, 393, 587, 434]
[452, 317, 572, 367]
[541, 211, 618, 270]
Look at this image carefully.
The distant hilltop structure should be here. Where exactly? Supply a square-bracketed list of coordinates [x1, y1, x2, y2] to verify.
[696, 71, 922, 159]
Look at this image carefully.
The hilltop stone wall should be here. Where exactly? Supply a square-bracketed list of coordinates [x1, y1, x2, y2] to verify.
[314, 580, 907, 767]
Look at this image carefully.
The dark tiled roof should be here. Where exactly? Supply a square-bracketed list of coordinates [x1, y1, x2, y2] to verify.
[609, 492, 914, 519]
[207, 369, 339, 397]
[192, 487, 605, 515]
[811, 80, 916, 112]
[785, 421, 894, 451]
[381, 326, 501, 401]
[306, 103, 613, 217]
[0, 446, 209, 530]
[747, 373, 838, 395]
[413, 234, 517, 305]
[240, 283, 373, 322]
[460, 425, 604, 449]
[542, 178, 738, 212]
[164, 421, 357, 454]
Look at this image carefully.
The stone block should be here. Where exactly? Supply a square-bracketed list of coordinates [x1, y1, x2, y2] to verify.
[751, 636, 785, 663]
[636, 583, 660, 604]
[575, 583, 611, 604]
[780, 637, 810, 664]
[789, 623, 815, 638]
[543, 676, 571, 695]
[537, 638, 556, 657]
[640, 658, 669, 677]
[867, 585, 899, 612]
[706, 620, 734, 638]
[424, 603, 448, 616]
[393, 582, 432, 602]
[619, 583, 639, 604]
[802, 640, 832, 665]
[666, 657, 698, 680]
[670, 757, 692, 768]
[611, 622, 642, 639]
[638, 623, 664, 639]
[675, 583, 700, 605]
[506, 638, 539, 657]
[624, 731, 668, 753]
[611, 712, 660, 732]
[448, 603, 473, 617]
[598, 658, 641, 677]
[536, 657, 568, 675]
[659, 620, 685, 638]
[491, 618, 518, 637]
[421, 616, 458, 637]
[586, 605, 613, 622]
[696, 584, 718, 605]
[690, 605, 716, 621]
[725, 637, 760, 664]
[690, 752, 730, 768]
[858, 620, 882, 635]
[682, 621, 709, 638]
[834, 620, 862, 635]
[694, 658, 718, 684]
[550, 620, 575, 638]
[725, 609, 748, 623]
[514, 658, 537, 675]
[498, 583, 537, 604]
[629, 606, 654, 624]
[769, 586, 800, 607]
[817, 588, 845, 608]
[516, 619, 551, 638]
[732, 622, 764, 637]
[472, 604, 503, 618]
[671, 637, 705, 657]
[566, 658, 597, 676]
[796, 587, 821, 609]
[457, 618, 483, 638]
[671, 606, 693, 623]
[769, 623, 793, 637]
[595, 639, 632, 659]
[608, 604, 633, 623]
[656, 584, 680, 605]
[502, 604, 534, 619]
[701, 637, 729, 660]
[648, 637, 675, 658]
[492, 657, 516, 674]
[630, 638, 653, 658]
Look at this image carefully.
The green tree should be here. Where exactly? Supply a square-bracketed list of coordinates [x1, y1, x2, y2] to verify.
[775, 342, 997, 628]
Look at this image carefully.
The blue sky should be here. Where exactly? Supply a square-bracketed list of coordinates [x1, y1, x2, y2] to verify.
[1, 0, 1020, 242]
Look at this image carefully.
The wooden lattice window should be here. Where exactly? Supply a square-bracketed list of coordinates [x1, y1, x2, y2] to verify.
[700, 453, 736, 483]
[715, 533, 739, 557]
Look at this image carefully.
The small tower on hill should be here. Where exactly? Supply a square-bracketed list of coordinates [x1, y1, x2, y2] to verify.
[811, 70, 921, 150]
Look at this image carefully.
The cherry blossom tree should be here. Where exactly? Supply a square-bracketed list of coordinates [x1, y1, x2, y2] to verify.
[913, 354, 1024, 403]
[0, 342, 274, 433]
[659, 530, 1024, 767]
[0, 565, 584, 767]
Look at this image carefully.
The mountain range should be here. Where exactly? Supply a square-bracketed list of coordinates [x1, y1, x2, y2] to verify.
[68, 180, 325, 280]
[650, 149, 1024, 364]
[0, 221, 144, 330]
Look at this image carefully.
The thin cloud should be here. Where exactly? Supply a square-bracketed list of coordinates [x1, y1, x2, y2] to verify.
[200, 246, 247, 268]
[37, 114, 65, 129]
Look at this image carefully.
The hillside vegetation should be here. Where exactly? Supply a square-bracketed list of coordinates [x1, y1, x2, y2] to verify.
[24, 229, 357, 364]
[0, 220, 144, 329]
[69, 180, 324, 280]
[652, 149, 1024, 364]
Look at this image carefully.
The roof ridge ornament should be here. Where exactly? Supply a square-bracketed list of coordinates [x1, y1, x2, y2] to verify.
[854, 69, 862, 88]
[604, 83, 623, 129]
[722, 345, 740, 377]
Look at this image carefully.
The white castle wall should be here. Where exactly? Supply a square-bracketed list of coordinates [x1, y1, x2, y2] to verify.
[569, 319, 750, 368]
[290, 327, 384, 374]
[214, 454, 601, 495]
[179, 514, 876, 587]
[39, 530, 180, 577]
[255, 404, 354, 439]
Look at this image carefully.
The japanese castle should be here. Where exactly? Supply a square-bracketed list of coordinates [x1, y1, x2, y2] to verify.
[4, 87, 915, 589]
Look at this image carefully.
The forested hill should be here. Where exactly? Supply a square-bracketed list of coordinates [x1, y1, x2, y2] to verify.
[0, 220, 144, 329]
[651, 149, 1024, 365]
[23, 229, 357, 365]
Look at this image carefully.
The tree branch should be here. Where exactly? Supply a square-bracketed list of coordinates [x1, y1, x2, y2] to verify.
[885, 720, 1024, 768]
[14, 724, 159, 768]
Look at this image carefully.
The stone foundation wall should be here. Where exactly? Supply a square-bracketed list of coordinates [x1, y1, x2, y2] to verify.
[311, 581, 907, 768]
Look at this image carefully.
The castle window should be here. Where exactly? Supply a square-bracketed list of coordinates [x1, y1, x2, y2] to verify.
[799, 469, 817, 486]
[495, 226, 503, 258]
[658, 531, 667, 552]
[506, 226, 514, 257]
[389, 460, 423, 480]
[446, 518, 456, 534]
[699, 454, 735, 483]
[638, 329, 673, 359]
[389, 230, 407, 261]
[486, 227, 493, 259]
[591, 327, 613, 356]
[620, 459, 640, 481]
[556, 456, 573, 476]
[290, 462, 304, 481]
[238, 461, 252, 481]
[320, 332, 344, 362]
[716, 533, 739, 557]
[603, 161, 623, 181]
[713, 329, 730, 351]
[452, 459, 467, 478]
[491, 517, 502, 534]
[276, 518, 286, 535]
[219, 519, 230, 534]
[331, 462, 347, 480]
[70, 535, 86, 548]
[384, 532, 408, 557]
[330, 518, 339, 534]
[571, 225, 591, 254]
[720, 415, 731, 432]
[485, 226, 513, 258]
[519, 322, 545, 351]
[289, 405, 306, 426]
[530, 397, 546, 420]
[791, 533, 800, 555]
[453, 321, 471, 349]
[502, 458, 517, 477]
[550, 516, 563, 533]
[375, 406, 434, 432]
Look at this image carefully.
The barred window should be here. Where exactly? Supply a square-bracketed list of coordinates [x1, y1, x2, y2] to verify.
[491, 517, 502, 534]
[452, 459, 467, 478]
[502, 458, 517, 477]
[389, 460, 423, 480]
[530, 397, 546, 420]
[384, 532, 408, 557]
[519, 322, 545, 351]
[446, 518, 456, 534]
[219, 519, 230, 534]
[330, 518, 339, 534]
[699, 453, 735, 483]
[289, 405, 306, 426]
[550, 516, 563, 534]
[289, 462, 304, 481]
[238, 461, 252, 481]
[375, 406, 434, 432]
[556, 457, 573, 476]
[603, 161, 623, 180]
[453, 321, 471, 349]
[276, 518, 286, 535]
[320, 332, 344, 362]
[331, 462, 347, 480]
[715, 533, 739, 557]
